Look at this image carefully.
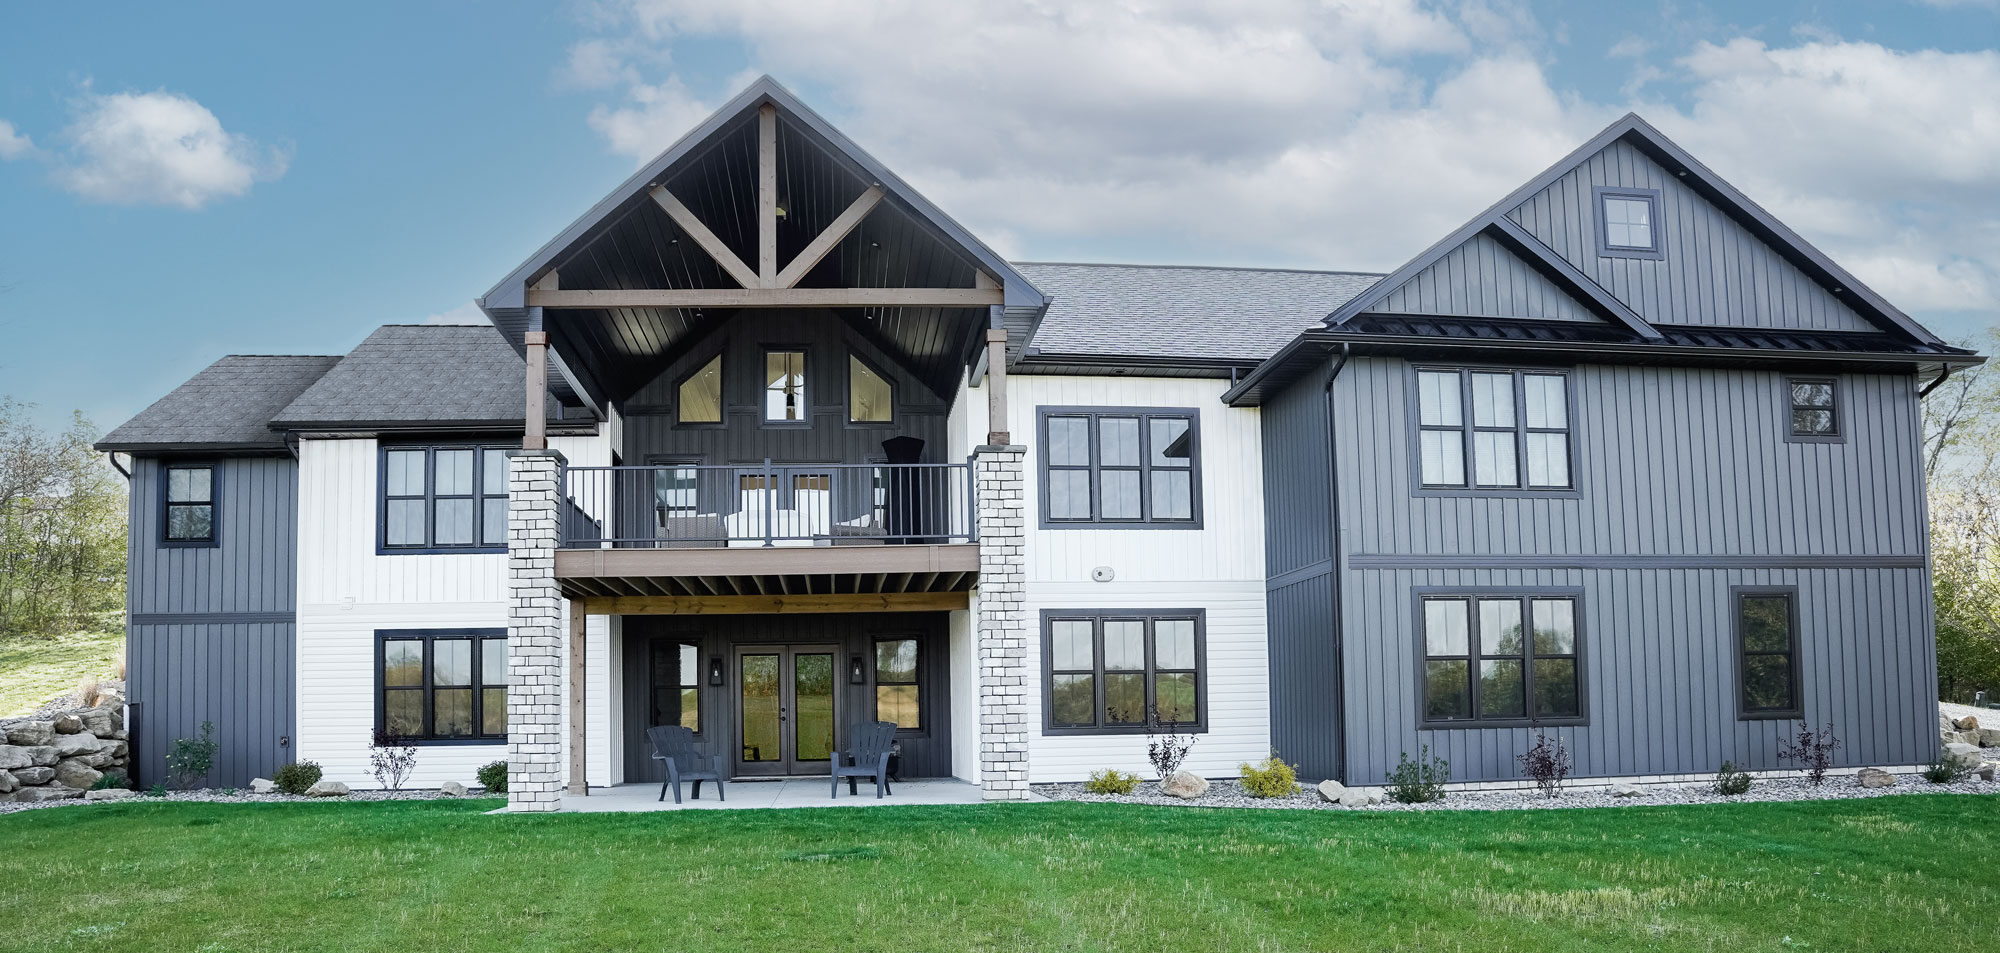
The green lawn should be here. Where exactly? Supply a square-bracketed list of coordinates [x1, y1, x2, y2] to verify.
[0, 621, 120, 717]
[3, 796, 1996, 952]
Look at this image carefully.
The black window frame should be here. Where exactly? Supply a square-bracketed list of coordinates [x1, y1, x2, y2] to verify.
[159, 462, 220, 548]
[377, 442, 513, 555]
[872, 635, 924, 733]
[674, 351, 726, 428]
[649, 638, 704, 736]
[846, 351, 897, 426]
[1040, 609, 1207, 735]
[1594, 186, 1665, 260]
[1784, 376, 1844, 444]
[1037, 406, 1202, 529]
[1414, 589, 1587, 730]
[761, 346, 810, 428]
[1410, 366, 1578, 497]
[375, 628, 508, 745]
[1733, 586, 1804, 720]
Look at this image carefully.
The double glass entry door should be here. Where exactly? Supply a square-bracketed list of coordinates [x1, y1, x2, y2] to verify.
[735, 645, 837, 777]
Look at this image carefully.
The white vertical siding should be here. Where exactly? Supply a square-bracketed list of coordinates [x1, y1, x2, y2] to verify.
[949, 605, 976, 782]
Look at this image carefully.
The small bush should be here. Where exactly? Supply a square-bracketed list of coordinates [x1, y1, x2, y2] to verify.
[1714, 760, 1753, 796]
[146, 783, 167, 798]
[273, 761, 323, 796]
[1386, 745, 1450, 803]
[1777, 722, 1843, 786]
[1138, 706, 1199, 780]
[165, 720, 218, 789]
[1516, 731, 1573, 798]
[89, 771, 129, 791]
[477, 760, 508, 794]
[1238, 753, 1302, 798]
[369, 730, 418, 791]
[1923, 753, 1970, 785]
[1084, 768, 1141, 795]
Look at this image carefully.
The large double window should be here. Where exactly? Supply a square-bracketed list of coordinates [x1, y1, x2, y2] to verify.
[1040, 407, 1200, 527]
[161, 463, 218, 546]
[1419, 593, 1583, 727]
[380, 444, 510, 552]
[1043, 610, 1204, 733]
[1415, 367, 1573, 492]
[378, 630, 508, 742]
[1735, 588, 1802, 719]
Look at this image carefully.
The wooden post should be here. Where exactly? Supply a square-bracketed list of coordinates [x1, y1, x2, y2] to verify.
[524, 330, 548, 451]
[985, 328, 1010, 445]
[757, 103, 778, 287]
[567, 599, 588, 796]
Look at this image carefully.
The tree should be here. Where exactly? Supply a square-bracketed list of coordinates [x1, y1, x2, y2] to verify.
[1924, 333, 2000, 702]
[0, 400, 126, 639]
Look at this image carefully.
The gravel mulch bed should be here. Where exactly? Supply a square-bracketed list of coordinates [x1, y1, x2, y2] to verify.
[1034, 773, 1999, 813]
[0, 787, 495, 816]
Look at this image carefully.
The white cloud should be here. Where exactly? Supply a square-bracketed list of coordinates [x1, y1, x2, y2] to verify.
[51, 89, 288, 209]
[422, 301, 488, 326]
[0, 120, 34, 160]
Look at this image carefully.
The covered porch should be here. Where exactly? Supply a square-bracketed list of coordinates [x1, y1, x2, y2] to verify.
[555, 778, 998, 813]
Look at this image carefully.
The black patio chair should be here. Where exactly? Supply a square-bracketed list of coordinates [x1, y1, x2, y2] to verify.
[830, 720, 898, 799]
[647, 724, 724, 804]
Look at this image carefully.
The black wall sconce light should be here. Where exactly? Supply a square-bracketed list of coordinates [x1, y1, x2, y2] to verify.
[848, 654, 866, 685]
[707, 657, 725, 687]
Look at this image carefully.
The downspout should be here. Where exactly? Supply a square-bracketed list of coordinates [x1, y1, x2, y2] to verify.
[1320, 342, 1352, 783]
[104, 453, 130, 480]
[1919, 365, 1954, 398]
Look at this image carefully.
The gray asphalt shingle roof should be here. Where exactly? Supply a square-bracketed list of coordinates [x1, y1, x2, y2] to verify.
[96, 355, 341, 452]
[270, 324, 560, 429]
[1013, 262, 1383, 362]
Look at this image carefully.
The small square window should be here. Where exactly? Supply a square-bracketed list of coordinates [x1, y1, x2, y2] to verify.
[1595, 188, 1663, 259]
[162, 464, 217, 546]
[1785, 377, 1843, 443]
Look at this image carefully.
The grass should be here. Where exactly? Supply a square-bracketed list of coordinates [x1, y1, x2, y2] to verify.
[2, 795, 1995, 951]
[0, 620, 120, 717]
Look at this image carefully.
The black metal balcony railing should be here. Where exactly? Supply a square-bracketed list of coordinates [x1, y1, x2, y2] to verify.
[562, 461, 975, 548]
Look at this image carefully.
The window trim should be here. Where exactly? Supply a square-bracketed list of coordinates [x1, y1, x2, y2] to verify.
[1593, 186, 1665, 260]
[674, 351, 727, 429]
[1407, 365, 1581, 499]
[375, 442, 512, 555]
[1036, 406, 1204, 529]
[1732, 586, 1804, 721]
[1040, 609, 1208, 736]
[1412, 587, 1589, 730]
[373, 628, 508, 746]
[871, 634, 926, 735]
[1783, 376, 1845, 445]
[650, 637, 705, 737]
[760, 345, 811, 428]
[846, 351, 897, 427]
[159, 461, 220, 548]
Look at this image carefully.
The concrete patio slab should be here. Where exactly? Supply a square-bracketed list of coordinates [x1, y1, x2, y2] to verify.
[537, 778, 1035, 813]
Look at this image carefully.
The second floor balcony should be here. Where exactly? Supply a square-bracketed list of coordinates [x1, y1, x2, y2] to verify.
[561, 461, 975, 550]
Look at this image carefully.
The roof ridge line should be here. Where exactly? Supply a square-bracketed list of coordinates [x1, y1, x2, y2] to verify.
[1013, 260, 1388, 277]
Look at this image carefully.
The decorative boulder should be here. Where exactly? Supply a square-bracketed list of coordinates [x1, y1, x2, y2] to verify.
[1856, 768, 1896, 788]
[52, 714, 83, 735]
[8, 786, 81, 802]
[5, 721, 54, 746]
[1953, 715, 1980, 731]
[13, 766, 54, 786]
[80, 709, 116, 736]
[85, 788, 137, 802]
[305, 780, 350, 798]
[48, 733, 104, 758]
[1945, 743, 1984, 770]
[0, 746, 35, 771]
[74, 750, 118, 769]
[0, 769, 15, 794]
[1979, 728, 2000, 748]
[1609, 783, 1644, 798]
[440, 780, 468, 797]
[53, 759, 103, 790]
[250, 778, 276, 794]
[1315, 780, 1347, 803]
[1980, 762, 1998, 782]
[1160, 771, 1208, 799]
[1338, 789, 1380, 808]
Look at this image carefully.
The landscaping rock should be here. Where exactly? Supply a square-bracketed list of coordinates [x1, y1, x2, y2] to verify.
[47, 733, 105, 758]
[1315, 780, 1347, 803]
[7, 786, 81, 802]
[5, 722, 54, 746]
[13, 767, 54, 786]
[84, 788, 136, 802]
[73, 750, 117, 769]
[250, 778, 276, 794]
[1980, 762, 1997, 782]
[440, 780, 467, 797]
[1339, 789, 1382, 808]
[1609, 783, 1644, 798]
[1980, 727, 2000, 748]
[53, 760, 102, 790]
[1160, 771, 1209, 799]
[0, 746, 34, 771]
[1857, 768, 1897, 788]
[79, 709, 115, 736]
[305, 780, 350, 798]
[52, 714, 82, 734]
[1945, 743, 1984, 770]
[0, 769, 15, 794]
[1952, 715, 1980, 731]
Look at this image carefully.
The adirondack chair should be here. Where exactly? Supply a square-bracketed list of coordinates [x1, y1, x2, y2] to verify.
[830, 720, 898, 799]
[647, 724, 724, 804]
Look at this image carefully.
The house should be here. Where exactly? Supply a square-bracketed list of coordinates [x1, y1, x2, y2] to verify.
[96, 76, 1979, 808]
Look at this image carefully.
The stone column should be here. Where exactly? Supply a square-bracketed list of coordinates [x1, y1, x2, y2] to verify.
[506, 449, 566, 812]
[974, 446, 1030, 800]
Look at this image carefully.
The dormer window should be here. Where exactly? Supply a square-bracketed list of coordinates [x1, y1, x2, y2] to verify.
[1595, 187, 1663, 259]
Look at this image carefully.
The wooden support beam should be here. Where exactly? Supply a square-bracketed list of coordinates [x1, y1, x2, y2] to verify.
[529, 286, 1001, 309]
[581, 591, 969, 616]
[985, 327, 1010, 445]
[773, 185, 883, 288]
[567, 599, 588, 796]
[649, 187, 759, 289]
[524, 330, 549, 450]
[758, 103, 778, 287]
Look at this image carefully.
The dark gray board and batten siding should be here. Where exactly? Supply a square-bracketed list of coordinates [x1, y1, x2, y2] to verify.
[125, 456, 299, 786]
[1258, 371, 1343, 781]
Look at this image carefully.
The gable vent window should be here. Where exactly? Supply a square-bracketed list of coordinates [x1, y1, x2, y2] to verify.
[1595, 188, 1663, 259]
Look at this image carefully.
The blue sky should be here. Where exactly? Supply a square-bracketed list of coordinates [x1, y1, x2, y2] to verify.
[1, 1, 1996, 431]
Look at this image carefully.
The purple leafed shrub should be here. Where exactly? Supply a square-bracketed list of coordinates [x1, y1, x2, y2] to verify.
[1516, 731, 1573, 798]
[1777, 722, 1842, 786]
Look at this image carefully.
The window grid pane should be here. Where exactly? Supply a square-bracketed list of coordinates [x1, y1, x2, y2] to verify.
[1422, 595, 1581, 726]
[1047, 614, 1200, 730]
[380, 633, 508, 742]
[1042, 410, 1197, 524]
[1418, 369, 1569, 491]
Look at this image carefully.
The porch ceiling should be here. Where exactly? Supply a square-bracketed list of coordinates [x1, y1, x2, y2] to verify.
[554, 543, 979, 601]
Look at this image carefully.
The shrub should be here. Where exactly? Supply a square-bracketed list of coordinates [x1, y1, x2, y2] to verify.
[1777, 722, 1843, 786]
[369, 731, 419, 791]
[1238, 753, 1302, 798]
[273, 760, 323, 796]
[146, 783, 167, 798]
[1516, 731, 1573, 798]
[477, 760, 508, 794]
[1139, 705, 1199, 780]
[1714, 760, 1753, 796]
[89, 771, 129, 791]
[1084, 768, 1141, 795]
[1923, 752, 1970, 785]
[1386, 745, 1450, 804]
[165, 721, 218, 789]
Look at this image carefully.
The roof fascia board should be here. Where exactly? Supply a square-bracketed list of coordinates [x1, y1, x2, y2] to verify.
[1484, 219, 1663, 339]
